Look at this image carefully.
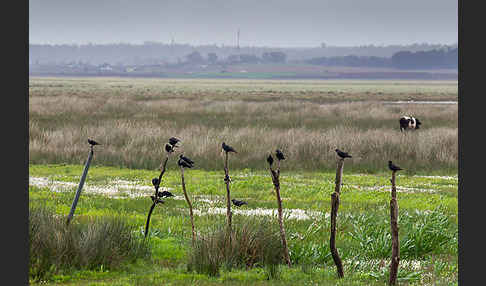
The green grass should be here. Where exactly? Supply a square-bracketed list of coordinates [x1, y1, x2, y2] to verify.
[29, 163, 457, 285]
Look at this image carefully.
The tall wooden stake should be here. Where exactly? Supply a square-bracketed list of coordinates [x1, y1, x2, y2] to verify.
[269, 159, 291, 267]
[389, 170, 400, 286]
[144, 151, 171, 238]
[223, 152, 232, 236]
[330, 158, 344, 278]
[180, 166, 196, 245]
[144, 203, 157, 237]
[66, 147, 94, 225]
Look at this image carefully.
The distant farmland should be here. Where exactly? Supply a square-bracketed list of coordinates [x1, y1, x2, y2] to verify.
[29, 63, 458, 80]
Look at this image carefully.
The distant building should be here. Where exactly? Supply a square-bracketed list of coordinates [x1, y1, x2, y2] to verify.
[99, 63, 113, 71]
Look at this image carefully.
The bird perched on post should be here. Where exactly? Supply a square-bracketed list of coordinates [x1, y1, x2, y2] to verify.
[88, 139, 100, 146]
[152, 178, 159, 187]
[165, 143, 173, 153]
[335, 149, 352, 159]
[180, 154, 195, 166]
[178, 158, 193, 168]
[157, 190, 174, 198]
[169, 137, 180, 147]
[276, 149, 285, 161]
[388, 161, 403, 172]
[222, 142, 237, 153]
[267, 154, 274, 166]
[231, 199, 248, 207]
[150, 195, 164, 204]
[224, 174, 231, 183]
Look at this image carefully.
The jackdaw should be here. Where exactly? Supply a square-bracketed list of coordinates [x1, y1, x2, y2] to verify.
[231, 199, 248, 207]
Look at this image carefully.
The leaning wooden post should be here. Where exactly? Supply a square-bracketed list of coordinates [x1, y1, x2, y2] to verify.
[268, 153, 291, 267]
[144, 200, 157, 238]
[144, 143, 174, 238]
[66, 146, 94, 225]
[330, 158, 345, 278]
[180, 166, 196, 245]
[389, 170, 400, 286]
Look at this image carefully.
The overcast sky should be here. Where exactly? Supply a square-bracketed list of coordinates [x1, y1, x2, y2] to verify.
[29, 0, 458, 47]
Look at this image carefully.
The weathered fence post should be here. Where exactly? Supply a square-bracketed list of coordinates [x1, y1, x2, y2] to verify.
[389, 170, 400, 286]
[223, 151, 233, 236]
[221, 142, 237, 247]
[144, 143, 174, 238]
[330, 157, 345, 278]
[144, 201, 157, 238]
[268, 153, 292, 267]
[66, 147, 94, 225]
[180, 165, 196, 245]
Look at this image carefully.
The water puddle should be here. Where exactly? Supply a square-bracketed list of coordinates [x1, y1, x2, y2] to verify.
[29, 176, 324, 221]
[29, 176, 171, 198]
[192, 206, 325, 221]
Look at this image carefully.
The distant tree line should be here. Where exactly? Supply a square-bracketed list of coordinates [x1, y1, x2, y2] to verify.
[29, 42, 456, 66]
[390, 48, 457, 69]
[306, 47, 457, 69]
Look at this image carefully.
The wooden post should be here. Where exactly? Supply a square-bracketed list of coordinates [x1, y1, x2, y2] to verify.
[269, 159, 291, 267]
[389, 171, 400, 286]
[144, 152, 171, 238]
[329, 158, 344, 278]
[66, 147, 94, 225]
[144, 202, 157, 238]
[334, 158, 344, 194]
[180, 166, 196, 245]
[223, 152, 232, 235]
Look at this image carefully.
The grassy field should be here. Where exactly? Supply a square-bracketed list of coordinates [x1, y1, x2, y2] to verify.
[29, 77, 458, 285]
[29, 77, 457, 173]
[29, 164, 457, 285]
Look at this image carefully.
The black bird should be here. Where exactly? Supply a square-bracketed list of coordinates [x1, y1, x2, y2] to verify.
[152, 178, 159, 187]
[88, 139, 100, 146]
[267, 154, 274, 166]
[231, 199, 248, 207]
[157, 190, 174, 198]
[388, 161, 403, 172]
[178, 158, 193, 168]
[180, 154, 195, 165]
[222, 142, 237, 153]
[276, 149, 285, 161]
[165, 143, 173, 153]
[335, 149, 352, 159]
[151, 195, 164, 204]
[168, 137, 180, 146]
[224, 174, 231, 183]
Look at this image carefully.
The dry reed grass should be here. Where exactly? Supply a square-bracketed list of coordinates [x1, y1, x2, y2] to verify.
[29, 77, 457, 173]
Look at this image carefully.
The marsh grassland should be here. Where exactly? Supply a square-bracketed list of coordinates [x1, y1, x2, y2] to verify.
[29, 77, 457, 173]
[29, 77, 458, 285]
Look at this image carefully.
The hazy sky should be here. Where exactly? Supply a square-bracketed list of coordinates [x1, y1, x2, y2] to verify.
[29, 0, 458, 47]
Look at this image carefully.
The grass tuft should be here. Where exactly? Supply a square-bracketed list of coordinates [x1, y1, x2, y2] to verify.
[29, 206, 151, 282]
[187, 217, 284, 278]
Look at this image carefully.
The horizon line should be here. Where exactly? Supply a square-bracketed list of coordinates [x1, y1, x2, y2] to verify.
[29, 41, 458, 49]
